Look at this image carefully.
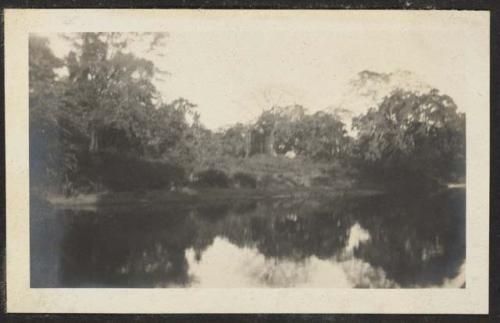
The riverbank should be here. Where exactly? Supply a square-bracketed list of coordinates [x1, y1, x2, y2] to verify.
[45, 186, 386, 210]
[34, 151, 464, 210]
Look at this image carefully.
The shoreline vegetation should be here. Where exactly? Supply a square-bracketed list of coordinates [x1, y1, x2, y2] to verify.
[29, 33, 466, 207]
[45, 183, 465, 210]
[45, 187, 386, 209]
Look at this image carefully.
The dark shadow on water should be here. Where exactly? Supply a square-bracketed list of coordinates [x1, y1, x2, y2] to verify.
[30, 188, 465, 288]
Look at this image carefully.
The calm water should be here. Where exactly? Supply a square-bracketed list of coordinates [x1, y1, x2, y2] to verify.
[31, 189, 465, 288]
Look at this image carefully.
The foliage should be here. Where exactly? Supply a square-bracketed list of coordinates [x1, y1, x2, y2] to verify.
[352, 89, 465, 182]
[232, 172, 257, 189]
[218, 123, 249, 158]
[62, 33, 164, 153]
[249, 105, 350, 161]
[29, 33, 198, 194]
[79, 152, 186, 192]
[29, 36, 85, 190]
[194, 169, 232, 188]
[29, 34, 465, 194]
[147, 98, 198, 158]
[289, 112, 348, 160]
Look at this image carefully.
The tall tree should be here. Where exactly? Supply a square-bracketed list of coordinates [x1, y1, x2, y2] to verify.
[62, 32, 167, 153]
[352, 89, 465, 181]
[148, 98, 198, 159]
[29, 35, 80, 188]
[219, 123, 249, 158]
[296, 112, 348, 160]
[251, 105, 348, 161]
[252, 105, 306, 156]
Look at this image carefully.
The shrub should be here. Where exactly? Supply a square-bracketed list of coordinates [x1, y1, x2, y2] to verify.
[80, 152, 186, 192]
[194, 169, 231, 188]
[232, 172, 257, 188]
[257, 174, 298, 190]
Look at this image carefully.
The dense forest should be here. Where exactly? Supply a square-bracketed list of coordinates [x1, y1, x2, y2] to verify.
[29, 33, 465, 198]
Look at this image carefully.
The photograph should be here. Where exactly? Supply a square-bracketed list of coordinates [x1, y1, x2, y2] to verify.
[5, 9, 489, 313]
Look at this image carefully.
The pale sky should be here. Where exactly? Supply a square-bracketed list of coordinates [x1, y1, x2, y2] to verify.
[41, 11, 489, 130]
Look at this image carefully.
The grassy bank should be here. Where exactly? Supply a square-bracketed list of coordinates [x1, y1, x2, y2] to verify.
[33, 151, 357, 198]
[193, 154, 356, 189]
[34, 150, 457, 207]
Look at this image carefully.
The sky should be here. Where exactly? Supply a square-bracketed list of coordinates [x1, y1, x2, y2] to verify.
[42, 11, 489, 130]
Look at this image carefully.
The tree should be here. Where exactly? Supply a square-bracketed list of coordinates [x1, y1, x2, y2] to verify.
[218, 123, 250, 158]
[29, 37, 63, 111]
[29, 35, 83, 190]
[294, 112, 348, 160]
[247, 105, 349, 161]
[352, 89, 465, 182]
[62, 33, 167, 154]
[148, 98, 197, 158]
[251, 105, 306, 156]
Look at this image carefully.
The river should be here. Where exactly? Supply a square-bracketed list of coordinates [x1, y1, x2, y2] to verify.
[30, 188, 465, 288]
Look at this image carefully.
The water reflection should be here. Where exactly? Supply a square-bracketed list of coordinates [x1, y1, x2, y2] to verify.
[30, 189, 465, 288]
[185, 235, 397, 288]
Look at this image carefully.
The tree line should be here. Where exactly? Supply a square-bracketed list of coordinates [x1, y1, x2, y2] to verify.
[29, 33, 465, 194]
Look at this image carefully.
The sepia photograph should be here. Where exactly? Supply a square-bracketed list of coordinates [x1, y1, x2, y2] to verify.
[5, 9, 489, 313]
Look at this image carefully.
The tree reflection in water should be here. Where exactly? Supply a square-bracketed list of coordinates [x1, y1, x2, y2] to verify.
[31, 189, 465, 288]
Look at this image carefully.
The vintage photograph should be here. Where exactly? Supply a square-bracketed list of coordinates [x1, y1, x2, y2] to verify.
[27, 20, 471, 290]
[3, 8, 490, 314]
